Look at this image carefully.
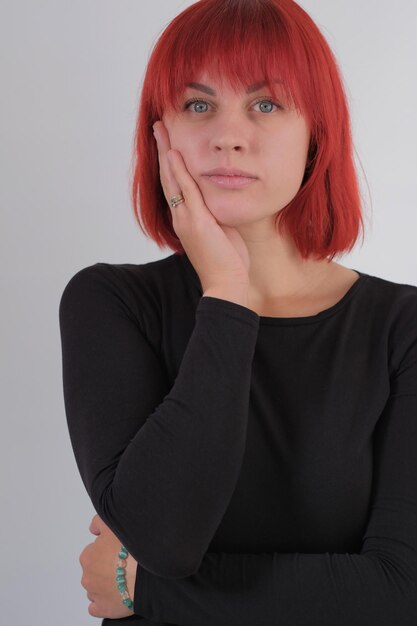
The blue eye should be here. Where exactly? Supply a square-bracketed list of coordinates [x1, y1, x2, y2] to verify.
[184, 98, 210, 113]
[253, 98, 281, 113]
[183, 97, 282, 113]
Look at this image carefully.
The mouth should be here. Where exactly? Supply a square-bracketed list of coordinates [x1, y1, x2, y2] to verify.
[202, 174, 258, 189]
[202, 167, 257, 178]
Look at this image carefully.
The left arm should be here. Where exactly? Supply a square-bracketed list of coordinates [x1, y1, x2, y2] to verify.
[132, 327, 417, 625]
[84, 344, 417, 624]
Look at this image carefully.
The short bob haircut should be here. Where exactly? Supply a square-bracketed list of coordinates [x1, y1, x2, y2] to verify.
[130, 0, 365, 261]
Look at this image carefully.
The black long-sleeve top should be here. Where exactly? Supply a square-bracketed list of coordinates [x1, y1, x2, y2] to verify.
[58, 252, 417, 625]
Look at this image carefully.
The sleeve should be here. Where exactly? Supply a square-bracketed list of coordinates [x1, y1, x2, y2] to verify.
[58, 264, 260, 579]
[132, 300, 417, 625]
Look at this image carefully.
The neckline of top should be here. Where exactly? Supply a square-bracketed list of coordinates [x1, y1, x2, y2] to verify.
[178, 253, 369, 326]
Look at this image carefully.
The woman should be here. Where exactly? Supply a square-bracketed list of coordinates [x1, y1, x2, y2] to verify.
[59, 0, 417, 624]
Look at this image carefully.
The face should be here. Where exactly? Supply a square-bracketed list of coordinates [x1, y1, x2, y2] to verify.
[162, 71, 311, 231]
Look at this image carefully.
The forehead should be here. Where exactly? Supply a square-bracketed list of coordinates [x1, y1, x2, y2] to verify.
[185, 72, 282, 96]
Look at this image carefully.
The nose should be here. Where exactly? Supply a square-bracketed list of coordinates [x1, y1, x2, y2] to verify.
[209, 129, 248, 153]
[207, 110, 252, 154]
[215, 144, 243, 152]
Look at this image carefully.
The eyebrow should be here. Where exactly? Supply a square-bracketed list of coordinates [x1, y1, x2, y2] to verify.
[185, 80, 282, 96]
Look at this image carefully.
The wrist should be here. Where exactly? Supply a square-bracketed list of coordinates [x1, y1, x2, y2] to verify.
[116, 545, 136, 612]
[202, 285, 249, 308]
[125, 552, 138, 604]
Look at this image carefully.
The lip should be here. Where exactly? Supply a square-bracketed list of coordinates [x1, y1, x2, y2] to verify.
[203, 175, 258, 189]
[202, 167, 257, 178]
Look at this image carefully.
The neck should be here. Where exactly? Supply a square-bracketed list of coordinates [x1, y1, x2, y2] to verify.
[236, 223, 334, 302]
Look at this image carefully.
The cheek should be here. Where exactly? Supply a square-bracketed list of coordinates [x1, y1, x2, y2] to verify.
[160, 118, 191, 160]
[270, 133, 309, 181]
[173, 144, 202, 181]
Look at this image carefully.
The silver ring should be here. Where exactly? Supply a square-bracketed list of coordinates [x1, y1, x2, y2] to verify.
[170, 193, 185, 208]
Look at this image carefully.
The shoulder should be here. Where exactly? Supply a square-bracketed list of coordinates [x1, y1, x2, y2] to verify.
[361, 271, 417, 370]
[61, 253, 182, 296]
[61, 254, 180, 293]
[362, 271, 417, 317]
[59, 253, 188, 329]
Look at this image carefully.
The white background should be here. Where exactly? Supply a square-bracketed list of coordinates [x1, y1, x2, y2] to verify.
[1, 1, 416, 623]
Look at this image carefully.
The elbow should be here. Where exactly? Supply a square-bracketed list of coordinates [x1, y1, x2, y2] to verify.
[94, 483, 204, 579]
[370, 553, 417, 624]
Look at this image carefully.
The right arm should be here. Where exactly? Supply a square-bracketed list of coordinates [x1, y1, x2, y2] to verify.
[59, 264, 258, 580]
[62, 116, 257, 580]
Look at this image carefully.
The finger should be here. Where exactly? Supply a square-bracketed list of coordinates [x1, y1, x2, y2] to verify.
[79, 542, 94, 568]
[167, 148, 211, 221]
[89, 514, 101, 535]
[88, 602, 102, 618]
[166, 148, 195, 199]
[153, 121, 182, 199]
[80, 571, 88, 589]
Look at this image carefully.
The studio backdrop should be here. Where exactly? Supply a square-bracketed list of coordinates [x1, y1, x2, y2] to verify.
[1, 1, 416, 625]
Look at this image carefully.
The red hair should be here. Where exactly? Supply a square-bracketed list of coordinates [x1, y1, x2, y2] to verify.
[130, 0, 365, 261]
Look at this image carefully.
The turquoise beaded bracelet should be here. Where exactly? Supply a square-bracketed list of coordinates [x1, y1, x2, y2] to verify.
[115, 545, 134, 610]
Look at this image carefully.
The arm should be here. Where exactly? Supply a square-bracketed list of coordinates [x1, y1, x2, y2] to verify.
[59, 263, 259, 579]
[131, 307, 417, 625]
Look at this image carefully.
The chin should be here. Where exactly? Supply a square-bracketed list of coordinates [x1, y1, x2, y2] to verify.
[205, 197, 262, 227]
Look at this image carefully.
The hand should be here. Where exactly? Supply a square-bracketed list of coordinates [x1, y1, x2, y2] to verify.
[79, 514, 137, 619]
[153, 120, 250, 292]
